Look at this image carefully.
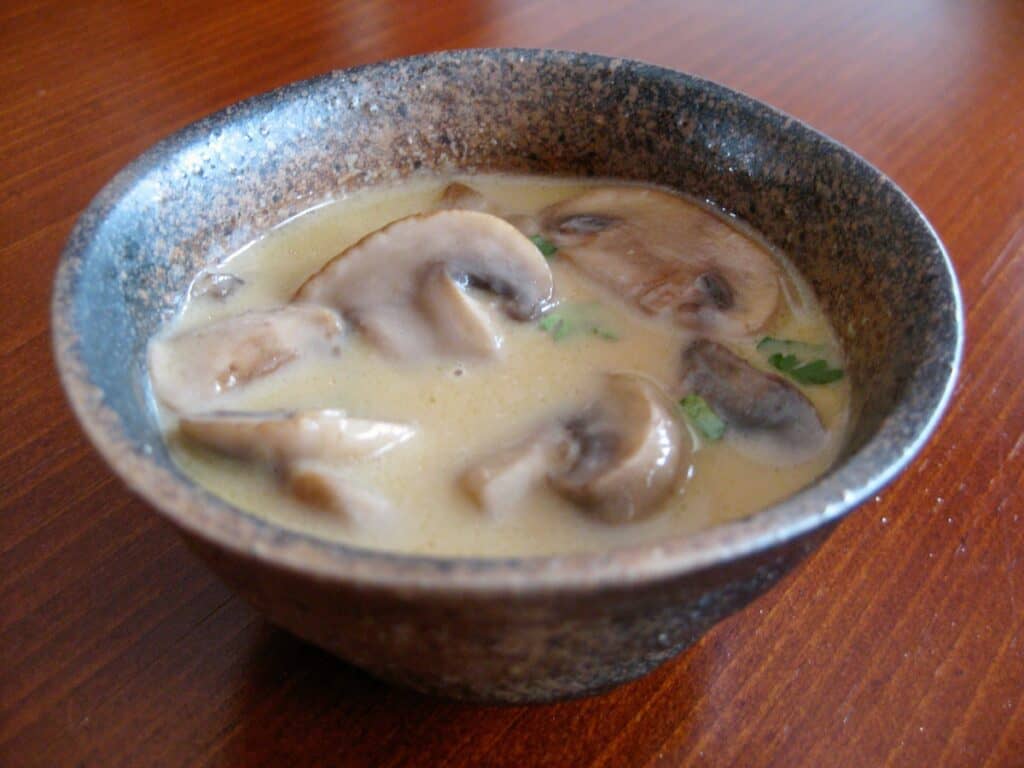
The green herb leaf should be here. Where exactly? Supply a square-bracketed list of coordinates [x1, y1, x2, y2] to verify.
[768, 351, 843, 385]
[529, 234, 558, 258]
[679, 394, 726, 441]
[761, 337, 844, 385]
[789, 359, 844, 385]
[538, 314, 570, 341]
[537, 302, 618, 342]
[769, 352, 800, 372]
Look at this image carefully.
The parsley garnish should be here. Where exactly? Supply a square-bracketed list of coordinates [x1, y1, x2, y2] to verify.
[530, 234, 558, 258]
[760, 337, 844, 385]
[679, 394, 726, 441]
[537, 302, 618, 342]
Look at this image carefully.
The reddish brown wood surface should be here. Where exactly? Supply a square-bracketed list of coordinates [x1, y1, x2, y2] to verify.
[2, 1, 1022, 766]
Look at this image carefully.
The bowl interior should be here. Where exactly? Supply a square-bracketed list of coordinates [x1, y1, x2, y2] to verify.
[52, 49, 961, 586]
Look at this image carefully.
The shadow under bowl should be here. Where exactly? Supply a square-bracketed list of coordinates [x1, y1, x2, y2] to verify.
[52, 49, 962, 703]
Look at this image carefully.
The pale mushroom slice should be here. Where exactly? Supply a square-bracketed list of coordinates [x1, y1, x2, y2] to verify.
[148, 305, 344, 412]
[681, 340, 826, 464]
[539, 187, 780, 337]
[459, 426, 576, 518]
[286, 462, 396, 525]
[295, 210, 554, 360]
[549, 373, 690, 524]
[178, 408, 415, 465]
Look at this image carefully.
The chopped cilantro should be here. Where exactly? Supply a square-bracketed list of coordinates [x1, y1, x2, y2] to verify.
[537, 302, 618, 342]
[538, 313, 571, 341]
[789, 358, 844, 385]
[767, 351, 844, 385]
[760, 337, 844, 386]
[768, 352, 800, 373]
[679, 394, 726, 441]
[529, 234, 558, 258]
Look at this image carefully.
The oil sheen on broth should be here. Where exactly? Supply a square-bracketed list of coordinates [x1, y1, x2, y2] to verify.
[149, 176, 850, 557]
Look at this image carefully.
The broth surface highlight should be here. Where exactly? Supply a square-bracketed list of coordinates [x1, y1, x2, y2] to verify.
[152, 175, 849, 556]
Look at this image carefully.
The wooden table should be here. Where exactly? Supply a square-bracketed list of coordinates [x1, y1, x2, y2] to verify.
[2, 1, 1022, 765]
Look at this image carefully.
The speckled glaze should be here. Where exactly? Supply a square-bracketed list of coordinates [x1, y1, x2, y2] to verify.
[52, 50, 962, 702]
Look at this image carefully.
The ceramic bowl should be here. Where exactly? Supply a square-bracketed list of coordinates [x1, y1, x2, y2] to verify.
[52, 49, 962, 702]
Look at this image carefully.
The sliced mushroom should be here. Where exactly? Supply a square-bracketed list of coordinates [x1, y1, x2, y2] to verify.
[286, 462, 396, 525]
[681, 340, 825, 463]
[459, 427, 575, 517]
[295, 210, 554, 360]
[548, 374, 689, 523]
[178, 408, 415, 465]
[461, 374, 688, 523]
[540, 187, 780, 336]
[148, 305, 344, 412]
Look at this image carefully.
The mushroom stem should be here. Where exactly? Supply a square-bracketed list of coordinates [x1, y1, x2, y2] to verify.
[286, 462, 396, 525]
[459, 427, 575, 517]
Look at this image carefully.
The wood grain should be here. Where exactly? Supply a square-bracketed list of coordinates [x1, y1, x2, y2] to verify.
[2, 1, 1022, 765]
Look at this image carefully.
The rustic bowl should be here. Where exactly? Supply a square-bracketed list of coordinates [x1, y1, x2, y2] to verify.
[52, 49, 962, 703]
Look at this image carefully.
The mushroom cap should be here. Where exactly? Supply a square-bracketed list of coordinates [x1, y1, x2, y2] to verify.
[294, 210, 554, 360]
[540, 187, 780, 337]
[148, 305, 344, 412]
[549, 373, 689, 523]
[178, 408, 415, 466]
[681, 339, 826, 464]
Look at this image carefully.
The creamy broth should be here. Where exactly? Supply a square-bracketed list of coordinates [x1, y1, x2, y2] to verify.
[152, 175, 849, 556]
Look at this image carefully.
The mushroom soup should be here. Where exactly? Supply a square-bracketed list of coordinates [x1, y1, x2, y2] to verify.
[148, 176, 850, 556]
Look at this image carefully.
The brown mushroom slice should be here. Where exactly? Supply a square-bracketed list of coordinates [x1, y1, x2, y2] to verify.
[540, 187, 780, 336]
[148, 305, 344, 412]
[681, 340, 826, 464]
[179, 409, 415, 465]
[295, 210, 554, 360]
[550, 374, 689, 524]
[286, 462, 396, 524]
[459, 427, 575, 517]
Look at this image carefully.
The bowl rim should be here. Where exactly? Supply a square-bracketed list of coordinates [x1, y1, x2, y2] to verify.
[51, 48, 964, 595]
